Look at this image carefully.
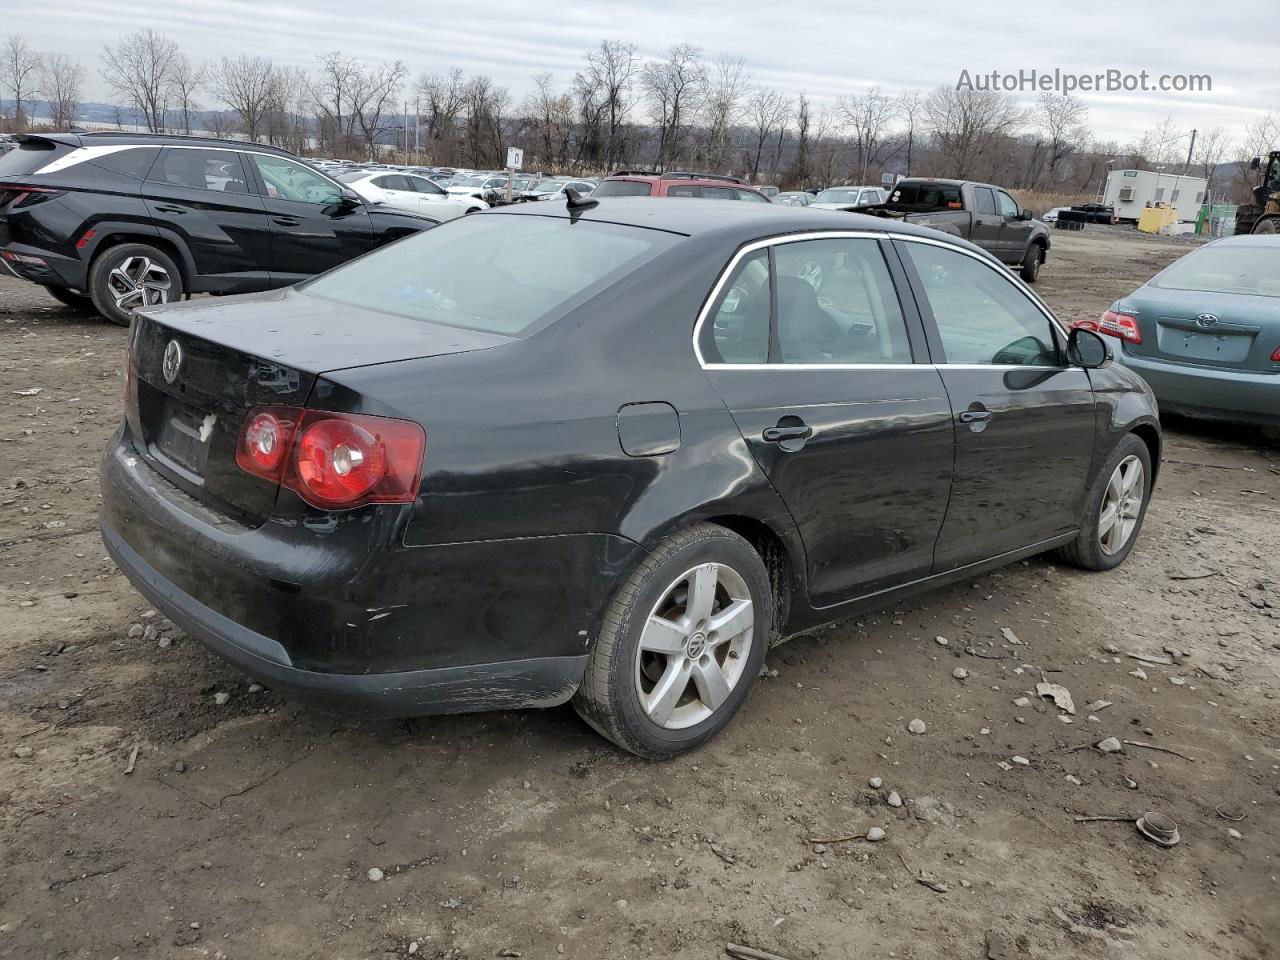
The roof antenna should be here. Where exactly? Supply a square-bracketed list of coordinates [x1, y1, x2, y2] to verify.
[565, 187, 598, 212]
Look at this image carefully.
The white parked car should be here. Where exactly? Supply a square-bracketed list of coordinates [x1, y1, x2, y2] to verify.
[337, 171, 487, 220]
[1042, 206, 1068, 224]
[525, 178, 598, 201]
[447, 174, 511, 203]
[809, 186, 888, 210]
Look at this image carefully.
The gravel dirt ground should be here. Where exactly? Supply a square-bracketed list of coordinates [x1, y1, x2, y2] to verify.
[1, 226, 1277, 960]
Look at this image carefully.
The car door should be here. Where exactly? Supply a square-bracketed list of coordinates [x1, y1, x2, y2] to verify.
[995, 189, 1033, 264]
[246, 153, 376, 284]
[970, 186, 1003, 253]
[894, 238, 1096, 570]
[142, 147, 272, 292]
[697, 233, 955, 605]
[369, 174, 422, 213]
[405, 174, 460, 219]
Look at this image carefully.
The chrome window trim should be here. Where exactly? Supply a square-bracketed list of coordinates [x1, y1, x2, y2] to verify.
[692, 230, 1069, 371]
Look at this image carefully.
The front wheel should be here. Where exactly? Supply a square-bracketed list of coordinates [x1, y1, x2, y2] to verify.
[1054, 433, 1152, 571]
[573, 524, 772, 759]
[88, 243, 184, 326]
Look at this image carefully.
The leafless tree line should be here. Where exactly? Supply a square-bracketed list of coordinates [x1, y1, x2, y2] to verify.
[1, 30, 1272, 202]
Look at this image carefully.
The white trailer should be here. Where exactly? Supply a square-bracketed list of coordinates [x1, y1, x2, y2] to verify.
[1101, 168, 1208, 223]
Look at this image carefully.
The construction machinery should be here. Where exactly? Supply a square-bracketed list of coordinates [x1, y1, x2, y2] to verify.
[1234, 151, 1280, 234]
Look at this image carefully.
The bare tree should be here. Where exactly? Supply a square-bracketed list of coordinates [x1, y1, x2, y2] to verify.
[312, 52, 360, 156]
[461, 74, 508, 168]
[642, 43, 704, 170]
[39, 53, 83, 130]
[897, 90, 922, 177]
[1031, 93, 1088, 188]
[1191, 126, 1231, 199]
[584, 40, 638, 168]
[524, 72, 574, 168]
[206, 110, 236, 139]
[839, 85, 895, 184]
[416, 68, 465, 164]
[351, 60, 407, 160]
[745, 86, 789, 182]
[168, 53, 205, 135]
[788, 91, 812, 188]
[921, 86, 1025, 179]
[2, 35, 43, 131]
[101, 29, 180, 133]
[210, 55, 274, 142]
[700, 55, 750, 172]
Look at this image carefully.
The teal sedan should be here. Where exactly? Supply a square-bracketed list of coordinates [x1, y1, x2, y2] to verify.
[1082, 234, 1280, 432]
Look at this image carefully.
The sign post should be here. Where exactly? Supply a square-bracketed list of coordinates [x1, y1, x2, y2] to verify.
[505, 147, 524, 204]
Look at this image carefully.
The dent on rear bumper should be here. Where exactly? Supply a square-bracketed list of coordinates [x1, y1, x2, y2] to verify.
[100, 429, 642, 713]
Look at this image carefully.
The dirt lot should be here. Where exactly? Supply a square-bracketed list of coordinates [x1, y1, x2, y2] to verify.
[1, 227, 1278, 960]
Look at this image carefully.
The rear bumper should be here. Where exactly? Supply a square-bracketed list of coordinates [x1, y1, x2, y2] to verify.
[100, 427, 640, 716]
[1119, 351, 1280, 427]
[0, 241, 88, 290]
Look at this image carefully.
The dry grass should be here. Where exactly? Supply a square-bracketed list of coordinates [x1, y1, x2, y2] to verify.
[1012, 190, 1096, 217]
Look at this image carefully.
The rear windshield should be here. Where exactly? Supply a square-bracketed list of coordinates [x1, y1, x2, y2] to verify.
[0, 139, 69, 176]
[1150, 244, 1280, 297]
[886, 182, 964, 209]
[814, 189, 863, 204]
[302, 215, 678, 336]
[593, 180, 654, 198]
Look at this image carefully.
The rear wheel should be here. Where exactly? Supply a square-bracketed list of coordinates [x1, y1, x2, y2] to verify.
[1253, 217, 1278, 235]
[1020, 244, 1044, 283]
[43, 285, 94, 310]
[1054, 433, 1152, 571]
[88, 243, 183, 326]
[573, 524, 772, 759]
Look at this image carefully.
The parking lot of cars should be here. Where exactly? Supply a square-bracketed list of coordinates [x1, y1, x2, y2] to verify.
[1, 220, 1277, 958]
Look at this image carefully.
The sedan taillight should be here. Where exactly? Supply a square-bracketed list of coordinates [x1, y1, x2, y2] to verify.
[235, 407, 425, 510]
[1096, 309, 1143, 345]
[1272, 344, 1280, 363]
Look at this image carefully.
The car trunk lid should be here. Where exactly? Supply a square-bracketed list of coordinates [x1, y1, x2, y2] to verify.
[1123, 288, 1280, 372]
[126, 288, 510, 524]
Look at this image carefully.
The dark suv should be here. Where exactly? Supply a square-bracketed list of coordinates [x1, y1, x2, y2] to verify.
[0, 133, 438, 324]
[592, 171, 772, 202]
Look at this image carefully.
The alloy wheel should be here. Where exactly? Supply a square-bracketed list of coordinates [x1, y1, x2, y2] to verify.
[634, 562, 755, 730]
[106, 256, 172, 312]
[1098, 454, 1144, 555]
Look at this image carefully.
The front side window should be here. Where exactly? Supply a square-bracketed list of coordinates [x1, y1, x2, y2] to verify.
[995, 191, 1019, 218]
[252, 155, 344, 204]
[703, 250, 770, 364]
[150, 148, 249, 193]
[303, 215, 676, 337]
[737, 189, 769, 202]
[902, 241, 1059, 366]
[666, 185, 700, 198]
[408, 176, 445, 195]
[774, 238, 912, 364]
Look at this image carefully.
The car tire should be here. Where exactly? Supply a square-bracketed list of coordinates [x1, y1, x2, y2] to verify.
[1054, 433, 1152, 571]
[1020, 244, 1043, 283]
[44, 285, 94, 310]
[573, 523, 772, 759]
[88, 243, 184, 327]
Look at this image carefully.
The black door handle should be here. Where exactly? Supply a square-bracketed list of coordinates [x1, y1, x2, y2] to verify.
[958, 410, 992, 424]
[762, 424, 813, 443]
[272, 216, 301, 226]
[153, 205, 185, 214]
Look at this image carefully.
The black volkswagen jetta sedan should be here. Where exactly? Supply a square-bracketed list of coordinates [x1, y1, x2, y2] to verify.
[101, 198, 1160, 758]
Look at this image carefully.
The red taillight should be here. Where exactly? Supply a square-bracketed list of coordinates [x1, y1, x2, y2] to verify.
[1271, 345, 1280, 363]
[7, 186, 64, 208]
[1096, 309, 1142, 345]
[235, 407, 424, 510]
[236, 408, 299, 478]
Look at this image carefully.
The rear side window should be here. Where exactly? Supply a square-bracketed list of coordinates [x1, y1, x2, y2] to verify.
[902, 241, 1058, 365]
[703, 249, 771, 364]
[703, 187, 737, 200]
[774, 238, 912, 364]
[150, 149, 250, 194]
[973, 187, 997, 215]
[373, 175, 409, 190]
[91, 147, 160, 179]
[593, 180, 653, 198]
[666, 185, 700, 198]
[302, 215, 678, 337]
[0, 139, 71, 175]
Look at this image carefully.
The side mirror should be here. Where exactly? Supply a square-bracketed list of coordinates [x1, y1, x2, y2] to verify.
[1067, 327, 1111, 369]
[1019, 208, 1035, 221]
[1250, 156, 1262, 170]
[337, 189, 362, 208]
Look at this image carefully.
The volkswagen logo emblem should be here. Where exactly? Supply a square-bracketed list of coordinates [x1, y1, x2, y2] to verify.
[162, 339, 183, 384]
[1194, 313, 1219, 328]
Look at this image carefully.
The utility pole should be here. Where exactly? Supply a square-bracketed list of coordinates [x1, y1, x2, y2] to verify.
[1182, 128, 1197, 175]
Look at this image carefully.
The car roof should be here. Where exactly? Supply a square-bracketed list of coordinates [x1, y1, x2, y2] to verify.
[1209, 233, 1280, 248]
[487, 196, 991, 250]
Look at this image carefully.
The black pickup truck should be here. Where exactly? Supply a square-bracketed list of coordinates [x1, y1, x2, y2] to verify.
[854, 178, 1052, 282]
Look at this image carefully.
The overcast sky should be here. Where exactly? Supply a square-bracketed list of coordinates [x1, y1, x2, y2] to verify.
[22, 0, 1277, 146]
